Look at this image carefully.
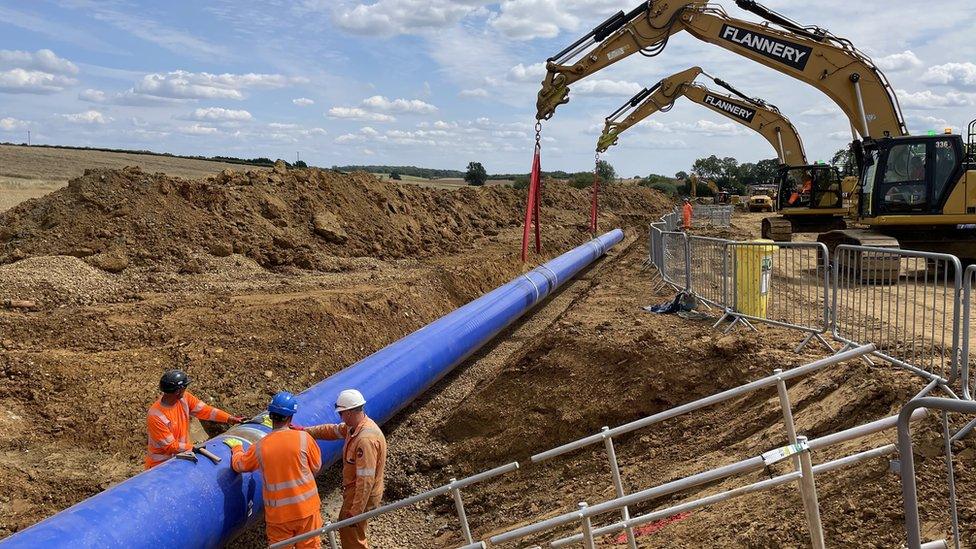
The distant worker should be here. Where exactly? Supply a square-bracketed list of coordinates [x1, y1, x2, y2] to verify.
[226, 392, 323, 548]
[682, 198, 693, 230]
[306, 389, 387, 549]
[146, 369, 243, 469]
[788, 174, 813, 206]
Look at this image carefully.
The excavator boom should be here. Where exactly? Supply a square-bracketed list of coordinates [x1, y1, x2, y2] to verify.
[597, 66, 806, 167]
[539, 0, 906, 141]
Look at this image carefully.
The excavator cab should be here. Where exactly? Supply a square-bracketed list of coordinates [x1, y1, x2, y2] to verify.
[858, 134, 966, 219]
[777, 165, 843, 211]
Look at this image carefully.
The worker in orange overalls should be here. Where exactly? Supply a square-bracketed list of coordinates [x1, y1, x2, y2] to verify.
[682, 198, 693, 230]
[226, 391, 324, 548]
[307, 389, 387, 549]
[145, 369, 243, 469]
[788, 174, 813, 206]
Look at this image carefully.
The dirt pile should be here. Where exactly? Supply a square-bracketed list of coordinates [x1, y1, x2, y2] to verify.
[0, 167, 670, 274]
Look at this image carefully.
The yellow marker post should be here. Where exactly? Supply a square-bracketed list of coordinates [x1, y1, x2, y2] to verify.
[735, 239, 778, 318]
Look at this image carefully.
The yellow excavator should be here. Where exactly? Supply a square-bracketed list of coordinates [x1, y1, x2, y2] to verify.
[538, 0, 976, 260]
[595, 65, 848, 239]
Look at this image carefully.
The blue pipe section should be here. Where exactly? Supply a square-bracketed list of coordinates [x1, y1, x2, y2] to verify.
[1, 229, 623, 548]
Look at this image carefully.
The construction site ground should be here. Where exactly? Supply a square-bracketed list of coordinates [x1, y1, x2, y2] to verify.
[0, 165, 971, 548]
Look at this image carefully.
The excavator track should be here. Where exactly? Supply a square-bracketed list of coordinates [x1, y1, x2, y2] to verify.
[817, 229, 902, 284]
[761, 216, 793, 241]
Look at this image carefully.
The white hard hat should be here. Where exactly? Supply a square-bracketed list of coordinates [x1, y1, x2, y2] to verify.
[335, 389, 366, 412]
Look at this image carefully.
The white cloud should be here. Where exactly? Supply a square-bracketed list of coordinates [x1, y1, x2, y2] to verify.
[332, 0, 486, 36]
[360, 126, 380, 137]
[895, 89, 974, 109]
[78, 88, 106, 102]
[61, 110, 111, 124]
[490, 0, 578, 40]
[0, 49, 78, 75]
[905, 114, 958, 133]
[921, 62, 976, 89]
[875, 51, 923, 72]
[132, 70, 299, 101]
[507, 62, 547, 83]
[327, 107, 396, 122]
[0, 68, 76, 94]
[178, 124, 219, 135]
[293, 97, 315, 106]
[459, 88, 489, 98]
[0, 117, 29, 131]
[800, 104, 843, 117]
[572, 79, 642, 97]
[334, 132, 364, 144]
[361, 95, 438, 114]
[189, 107, 253, 122]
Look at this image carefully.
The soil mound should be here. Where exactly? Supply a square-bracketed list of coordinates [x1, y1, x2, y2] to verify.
[0, 255, 124, 306]
[0, 167, 669, 273]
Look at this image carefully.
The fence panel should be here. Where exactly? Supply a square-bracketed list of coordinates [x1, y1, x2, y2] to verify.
[687, 236, 731, 308]
[963, 265, 976, 399]
[661, 231, 688, 289]
[831, 245, 962, 385]
[727, 241, 830, 337]
[649, 222, 665, 271]
[693, 205, 733, 228]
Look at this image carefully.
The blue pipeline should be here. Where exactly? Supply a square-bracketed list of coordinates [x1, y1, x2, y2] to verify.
[1, 229, 623, 548]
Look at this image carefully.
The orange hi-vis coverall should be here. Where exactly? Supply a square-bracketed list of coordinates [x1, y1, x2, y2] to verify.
[145, 390, 232, 469]
[682, 202, 693, 229]
[231, 428, 323, 548]
[307, 417, 387, 549]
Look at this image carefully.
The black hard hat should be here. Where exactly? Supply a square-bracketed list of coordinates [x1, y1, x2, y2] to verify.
[159, 370, 191, 393]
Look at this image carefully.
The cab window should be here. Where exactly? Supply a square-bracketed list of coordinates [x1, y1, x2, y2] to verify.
[880, 142, 927, 213]
[932, 138, 957, 205]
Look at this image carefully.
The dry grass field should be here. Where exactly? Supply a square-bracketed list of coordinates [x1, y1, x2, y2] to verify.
[0, 144, 268, 211]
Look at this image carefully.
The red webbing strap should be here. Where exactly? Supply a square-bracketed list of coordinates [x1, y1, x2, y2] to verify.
[521, 122, 543, 262]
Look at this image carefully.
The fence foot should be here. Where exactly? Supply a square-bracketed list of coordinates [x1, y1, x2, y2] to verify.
[713, 312, 732, 330]
[950, 416, 976, 444]
[814, 334, 835, 353]
[794, 333, 816, 354]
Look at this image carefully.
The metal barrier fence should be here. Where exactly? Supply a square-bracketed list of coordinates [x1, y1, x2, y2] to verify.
[269, 462, 519, 548]
[661, 231, 688, 289]
[831, 245, 963, 388]
[687, 235, 731, 309]
[272, 346, 875, 549]
[648, 222, 665, 272]
[648, 209, 972, 389]
[719, 241, 832, 352]
[484, 347, 907, 549]
[963, 265, 976, 400]
[692, 204, 733, 227]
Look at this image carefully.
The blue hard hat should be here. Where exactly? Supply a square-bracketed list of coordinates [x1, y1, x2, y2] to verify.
[268, 391, 298, 417]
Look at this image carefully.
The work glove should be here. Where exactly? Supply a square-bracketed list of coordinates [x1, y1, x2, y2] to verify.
[223, 437, 244, 449]
[227, 415, 245, 425]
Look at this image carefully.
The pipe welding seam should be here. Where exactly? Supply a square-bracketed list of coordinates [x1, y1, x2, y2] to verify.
[0, 230, 623, 549]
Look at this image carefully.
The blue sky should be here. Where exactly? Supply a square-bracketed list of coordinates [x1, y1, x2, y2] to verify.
[1, 0, 974, 177]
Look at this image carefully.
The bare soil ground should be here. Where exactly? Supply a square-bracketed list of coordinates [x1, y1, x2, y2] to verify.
[332, 216, 974, 548]
[1, 171, 971, 549]
[0, 166, 666, 542]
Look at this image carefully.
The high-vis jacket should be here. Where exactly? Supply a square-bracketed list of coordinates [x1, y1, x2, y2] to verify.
[682, 202, 693, 229]
[145, 391, 232, 469]
[307, 416, 386, 518]
[231, 428, 323, 524]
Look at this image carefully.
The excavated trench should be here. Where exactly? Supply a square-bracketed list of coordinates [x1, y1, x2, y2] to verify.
[1, 167, 973, 547]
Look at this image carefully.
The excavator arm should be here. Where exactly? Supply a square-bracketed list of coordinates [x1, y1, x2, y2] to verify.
[597, 66, 806, 166]
[539, 0, 906, 141]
